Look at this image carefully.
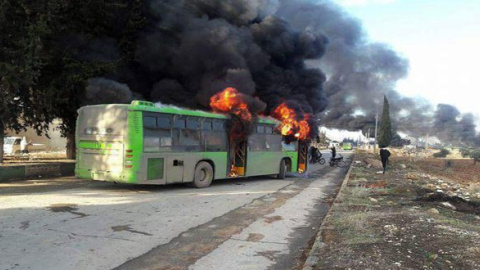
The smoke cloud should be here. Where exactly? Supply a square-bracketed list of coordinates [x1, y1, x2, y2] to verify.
[75, 0, 478, 146]
[84, 78, 132, 105]
[274, 0, 479, 146]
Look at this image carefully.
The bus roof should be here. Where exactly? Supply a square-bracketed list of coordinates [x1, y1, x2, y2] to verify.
[129, 101, 228, 120]
[79, 101, 279, 125]
[130, 101, 279, 125]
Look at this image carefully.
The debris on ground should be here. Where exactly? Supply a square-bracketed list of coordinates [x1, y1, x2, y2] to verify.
[308, 151, 480, 270]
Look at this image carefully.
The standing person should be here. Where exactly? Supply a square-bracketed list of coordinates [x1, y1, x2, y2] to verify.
[331, 146, 336, 159]
[20, 137, 28, 154]
[380, 148, 391, 174]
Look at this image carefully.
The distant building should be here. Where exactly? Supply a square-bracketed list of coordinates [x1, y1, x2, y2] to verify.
[5, 119, 66, 151]
[329, 141, 340, 148]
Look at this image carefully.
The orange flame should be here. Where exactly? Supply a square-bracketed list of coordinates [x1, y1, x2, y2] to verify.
[272, 103, 311, 140]
[210, 87, 252, 121]
[229, 164, 239, 177]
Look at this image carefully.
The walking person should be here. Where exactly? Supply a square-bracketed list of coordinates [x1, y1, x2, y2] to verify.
[331, 146, 336, 159]
[380, 148, 391, 174]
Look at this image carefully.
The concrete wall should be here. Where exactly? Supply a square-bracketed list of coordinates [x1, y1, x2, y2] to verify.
[0, 162, 75, 181]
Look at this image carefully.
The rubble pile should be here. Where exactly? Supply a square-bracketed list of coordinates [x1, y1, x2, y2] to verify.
[406, 172, 480, 202]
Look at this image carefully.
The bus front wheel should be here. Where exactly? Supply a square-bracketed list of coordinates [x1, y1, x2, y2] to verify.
[277, 159, 287, 179]
[191, 161, 214, 188]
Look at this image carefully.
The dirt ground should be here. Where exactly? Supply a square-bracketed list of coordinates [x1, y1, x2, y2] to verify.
[312, 151, 480, 270]
[413, 158, 480, 184]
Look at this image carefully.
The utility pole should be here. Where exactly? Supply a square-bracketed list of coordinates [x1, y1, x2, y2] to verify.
[367, 128, 370, 149]
[374, 113, 378, 153]
[425, 133, 429, 150]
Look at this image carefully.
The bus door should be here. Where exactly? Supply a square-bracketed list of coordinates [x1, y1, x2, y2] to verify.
[298, 140, 308, 173]
[229, 141, 247, 177]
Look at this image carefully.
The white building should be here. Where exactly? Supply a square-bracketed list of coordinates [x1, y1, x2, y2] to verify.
[6, 119, 66, 151]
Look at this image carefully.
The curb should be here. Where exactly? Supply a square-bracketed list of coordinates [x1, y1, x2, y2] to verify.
[0, 162, 75, 182]
[302, 154, 355, 270]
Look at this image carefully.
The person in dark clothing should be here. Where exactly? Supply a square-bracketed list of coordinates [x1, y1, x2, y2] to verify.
[380, 148, 391, 174]
[331, 146, 336, 159]
[310, 146, 321, 163]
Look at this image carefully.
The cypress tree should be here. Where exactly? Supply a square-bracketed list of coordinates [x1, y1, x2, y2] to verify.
[378, 96, 392, 148]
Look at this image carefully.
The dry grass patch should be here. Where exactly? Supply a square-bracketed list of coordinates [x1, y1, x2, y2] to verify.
[331, 210, 384, 245]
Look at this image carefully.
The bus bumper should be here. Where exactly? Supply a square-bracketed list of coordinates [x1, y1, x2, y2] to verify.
[75, 168, 140, 183]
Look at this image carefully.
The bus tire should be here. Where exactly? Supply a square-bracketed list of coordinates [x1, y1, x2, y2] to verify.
[277, 159, 286, 179]
[191, 161, 214, 188]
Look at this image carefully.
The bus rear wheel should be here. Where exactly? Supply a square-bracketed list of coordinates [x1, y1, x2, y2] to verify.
[191, 161, 214, 188]
[277, 159, 287, 179]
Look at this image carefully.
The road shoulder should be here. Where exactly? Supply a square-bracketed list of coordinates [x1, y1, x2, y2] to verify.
[303, 151, 480, 269]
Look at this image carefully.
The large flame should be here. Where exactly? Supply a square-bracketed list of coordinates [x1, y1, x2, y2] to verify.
[210, 87, 252, 121]
[272, 103, 311, 140]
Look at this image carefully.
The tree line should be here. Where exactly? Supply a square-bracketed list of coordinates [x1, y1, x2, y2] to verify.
[0, 0, 144, 162]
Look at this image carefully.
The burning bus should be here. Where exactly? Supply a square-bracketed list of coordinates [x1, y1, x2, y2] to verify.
[75, 97, 309, 188]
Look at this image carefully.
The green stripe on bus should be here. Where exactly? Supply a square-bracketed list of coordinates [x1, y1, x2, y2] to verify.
[78, 141, 122, 150]
[78, 141, 99, 149]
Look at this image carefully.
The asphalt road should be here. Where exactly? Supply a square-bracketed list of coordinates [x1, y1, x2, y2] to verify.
[0, 151, 353, 270]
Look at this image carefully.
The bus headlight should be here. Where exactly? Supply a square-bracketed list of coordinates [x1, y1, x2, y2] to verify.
[85, 127, 99, 135]
[95, 128, 114, 135]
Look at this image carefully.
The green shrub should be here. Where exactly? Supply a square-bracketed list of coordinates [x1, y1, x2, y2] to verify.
[460, 148, 471, 158]
[433, 148, 450, 158]
[471, 150, 480, 164]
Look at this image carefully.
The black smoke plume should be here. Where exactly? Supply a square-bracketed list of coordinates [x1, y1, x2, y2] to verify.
[274, 0, 479, 146]
[77, 0, 478, 146]
[84, 78, 132, 105]
[81, 0, 328, 138]
[433, 104, 479, 145]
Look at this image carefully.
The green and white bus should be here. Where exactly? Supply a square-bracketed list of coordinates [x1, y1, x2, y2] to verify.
[75, 101, 308, 188]
[342, 142, 353, 150]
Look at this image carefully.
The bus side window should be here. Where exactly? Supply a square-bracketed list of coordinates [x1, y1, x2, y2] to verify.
[265, 126, 273, 134]
[144, 116, 156, 128]
[282, 141, 297, 151]
[249, 133, 267, 151]
[202, 120, 213, 131]
[173, 117, 201, 152]
[204, 120, 227, 152]
[179, 130, 201, 151]
[266, 134, 282, 151]
[213, 120, 224, 131]
[204, 132, 227, 152]
[186, 118, 200, 130]
[143, 113, 172, 152]
[157, 115, 171, 129]
[256, 125, 265, 134]
[174, 117, 186, 129]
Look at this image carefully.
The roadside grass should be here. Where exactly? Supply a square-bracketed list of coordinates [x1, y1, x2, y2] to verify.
[466, 247, 480, 259]
[311, 151, 480, 270]
[433, 208, 480, 232]
[350, 169, 370, 180]
[330, 210, 383, 245]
